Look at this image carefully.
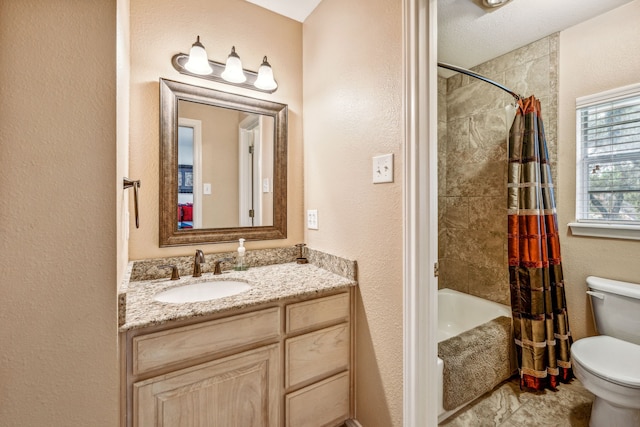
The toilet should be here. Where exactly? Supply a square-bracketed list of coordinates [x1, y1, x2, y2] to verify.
[571, 276, 640, 427]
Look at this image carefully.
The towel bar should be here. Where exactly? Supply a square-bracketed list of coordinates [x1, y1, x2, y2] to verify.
[123, 178, 141, 228]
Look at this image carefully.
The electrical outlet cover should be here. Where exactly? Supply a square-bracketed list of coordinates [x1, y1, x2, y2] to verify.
[307, 209, 318, 230]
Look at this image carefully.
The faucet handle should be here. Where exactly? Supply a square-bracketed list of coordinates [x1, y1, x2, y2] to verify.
[159, 264, 180, 280]
[213, 257, 234, 275]
[295, 243, 308, 264]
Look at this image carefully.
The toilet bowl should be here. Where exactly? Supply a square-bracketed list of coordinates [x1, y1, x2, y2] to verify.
[572, 336, 640, 426]
[571, 276, 640, 427]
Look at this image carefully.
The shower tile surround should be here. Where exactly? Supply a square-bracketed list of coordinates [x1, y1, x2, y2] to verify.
[119, 247, 357, 328]
[438, 34, 559, 305]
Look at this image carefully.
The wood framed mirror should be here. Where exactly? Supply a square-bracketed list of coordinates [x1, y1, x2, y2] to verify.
[159, 79, 287, 246]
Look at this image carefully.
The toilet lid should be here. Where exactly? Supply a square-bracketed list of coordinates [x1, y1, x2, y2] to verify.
[572, 336, 640, 388]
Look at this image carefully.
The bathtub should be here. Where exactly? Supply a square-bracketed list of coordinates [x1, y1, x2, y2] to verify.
[437, 288, 512, 422]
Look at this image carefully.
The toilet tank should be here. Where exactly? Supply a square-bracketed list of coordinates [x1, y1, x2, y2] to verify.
[586, 276, 640, 345]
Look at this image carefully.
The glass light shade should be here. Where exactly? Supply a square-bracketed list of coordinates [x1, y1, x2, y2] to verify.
[184, 36, 212, 75]
[254, 56, 278, 91]
[221, 46, 246, 83]
[482, 0, 512, 7]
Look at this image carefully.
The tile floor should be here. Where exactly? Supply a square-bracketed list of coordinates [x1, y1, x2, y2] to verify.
[440, 376, 595, 426]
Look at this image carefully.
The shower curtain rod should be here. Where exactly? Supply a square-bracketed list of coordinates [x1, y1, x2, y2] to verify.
[437, 62, 522, 101]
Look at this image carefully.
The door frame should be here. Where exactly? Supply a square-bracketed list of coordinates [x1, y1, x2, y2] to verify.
[238, 114, 262, 227]
[403, 0, 439, 426]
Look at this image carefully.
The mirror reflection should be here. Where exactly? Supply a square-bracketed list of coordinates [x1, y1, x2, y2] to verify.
[159, 79, 287, 246]
[177, 100, 275, 230]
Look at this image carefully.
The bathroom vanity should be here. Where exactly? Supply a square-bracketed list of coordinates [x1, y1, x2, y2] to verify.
[119, 260, 356, 427]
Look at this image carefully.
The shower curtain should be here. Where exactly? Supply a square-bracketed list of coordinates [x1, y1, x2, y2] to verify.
[507, 96, 573, 391]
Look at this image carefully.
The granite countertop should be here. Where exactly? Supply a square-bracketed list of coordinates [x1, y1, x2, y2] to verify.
[119, 262, 356, 331]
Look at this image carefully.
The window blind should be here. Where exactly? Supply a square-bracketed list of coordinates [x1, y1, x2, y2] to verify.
[576, 84, 640, 224]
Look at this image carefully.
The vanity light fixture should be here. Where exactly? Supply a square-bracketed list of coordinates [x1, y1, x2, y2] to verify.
[171, 36, 278, 94]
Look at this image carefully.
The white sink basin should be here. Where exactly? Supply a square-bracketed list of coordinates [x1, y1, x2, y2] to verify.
[153, 280, 251, 303]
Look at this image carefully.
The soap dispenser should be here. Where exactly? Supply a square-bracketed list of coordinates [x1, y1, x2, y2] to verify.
[235, 238, 248, 271]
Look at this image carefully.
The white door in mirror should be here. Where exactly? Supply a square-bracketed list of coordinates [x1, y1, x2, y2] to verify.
[153, 281, 251, 303]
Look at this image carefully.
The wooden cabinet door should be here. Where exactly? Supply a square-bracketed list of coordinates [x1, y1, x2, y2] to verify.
[133, 344, 279, 427]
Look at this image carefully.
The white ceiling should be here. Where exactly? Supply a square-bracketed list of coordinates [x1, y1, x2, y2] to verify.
[244, 0, 322, 22]
[244, 0, 633, 76]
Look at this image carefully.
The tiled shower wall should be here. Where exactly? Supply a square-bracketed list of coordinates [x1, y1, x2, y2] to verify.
[438, 34, 559, 305]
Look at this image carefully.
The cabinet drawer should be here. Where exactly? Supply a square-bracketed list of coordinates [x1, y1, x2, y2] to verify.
[286, 293, 349, 334]
[285, 323, 349, 389]
[133, 307, 279, 375]
[285, 371, 350, 427]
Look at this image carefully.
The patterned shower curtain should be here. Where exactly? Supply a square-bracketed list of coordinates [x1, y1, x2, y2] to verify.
[507, 96, 573, 391]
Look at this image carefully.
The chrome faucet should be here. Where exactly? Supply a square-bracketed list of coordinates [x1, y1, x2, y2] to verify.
[193, 249, 205, 277]
[213, 257, 234, 275]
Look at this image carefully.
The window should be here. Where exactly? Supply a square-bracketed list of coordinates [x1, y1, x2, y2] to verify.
[571, 83, 640, 240]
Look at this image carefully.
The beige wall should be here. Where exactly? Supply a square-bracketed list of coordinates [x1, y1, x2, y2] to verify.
[303, 0, 404, 425]
[129, 0, 303, 258]
[0, 1, 119, 425]
[558, 0, 640, 340]
[438, 35, 559, 306]
[202, 107, 239, 228]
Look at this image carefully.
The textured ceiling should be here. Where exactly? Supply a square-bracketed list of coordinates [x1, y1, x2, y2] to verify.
[438, 0, 633, 75]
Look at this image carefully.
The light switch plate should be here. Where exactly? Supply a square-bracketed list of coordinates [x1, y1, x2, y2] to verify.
[373, 154, 394, 183]
[203, 183, 212, 195]
[307, 209, 318, 230]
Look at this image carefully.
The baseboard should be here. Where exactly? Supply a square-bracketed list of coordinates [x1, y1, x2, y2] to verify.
[344, 419, 363, 427]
